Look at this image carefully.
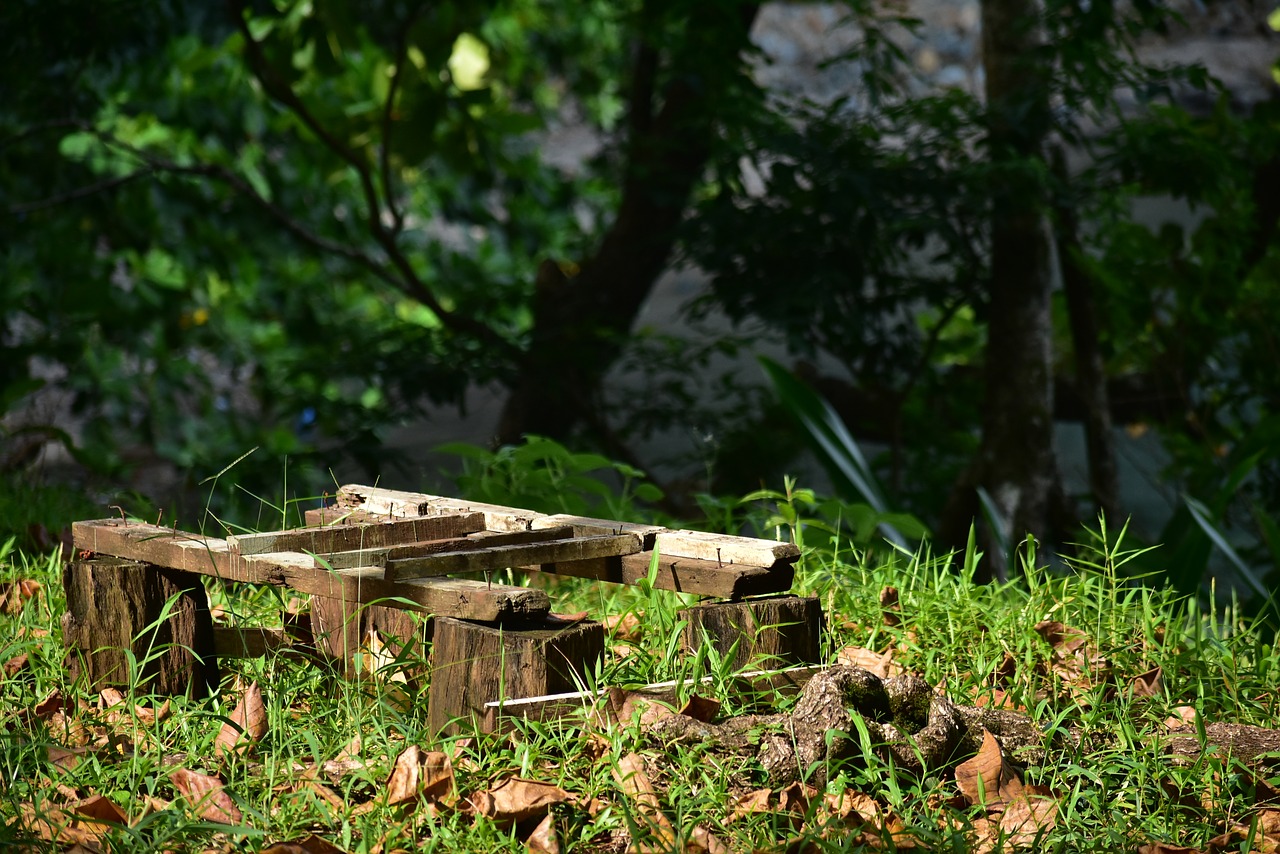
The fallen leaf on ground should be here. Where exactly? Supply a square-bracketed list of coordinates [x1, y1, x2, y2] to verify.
[678, 695, 721, 722]
[1136, 845, 1203, 854]
[821, 789, 880, 826]
[526, 813, 561, 853]
[215, 682, 267, 757]
[955, 730, 1023, 809]
[0, 579, 42, 614]
[72, 795, 128, 825]
[688, 824, 729, 853]
[603, 612, 643, 643]
[879, 586, 902, 626]
[469, 777, 573, 825]
[4, 652, 29, 679]
[1033, 621, 1088, 654]
[1130, 666, 1162, 698]
[370, 745, 454, 811]
[613, 752, 677, 849]
[998, 789, 1058, 844]
[15, 803, 114, 846]
[1165, 706, 1198, 729]
[728, 789, 771, 822]
[170, 768, 242, 824]
[261, 834, 349, 854]
[835, 646, 903, 680]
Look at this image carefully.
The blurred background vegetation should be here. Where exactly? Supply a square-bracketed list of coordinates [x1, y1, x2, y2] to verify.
[3, 0, 1279, 606]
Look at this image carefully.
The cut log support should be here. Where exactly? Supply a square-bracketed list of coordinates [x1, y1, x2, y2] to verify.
[428, 615, 604, 736]
[62, 557, 217, 696]
[680, 595, 824, 672]
[310, 596, 428, 676]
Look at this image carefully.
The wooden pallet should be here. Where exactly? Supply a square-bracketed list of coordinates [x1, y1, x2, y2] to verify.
[66, 483, 811, 733]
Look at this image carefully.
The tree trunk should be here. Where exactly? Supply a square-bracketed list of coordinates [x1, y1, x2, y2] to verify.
[970, 0, 1058, 580]
[495, 2, 760, 447]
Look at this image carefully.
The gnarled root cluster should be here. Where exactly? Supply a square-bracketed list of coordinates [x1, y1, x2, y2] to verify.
[647, 665, 1060, 786]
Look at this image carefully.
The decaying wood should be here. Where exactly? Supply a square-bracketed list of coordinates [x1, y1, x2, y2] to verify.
[228, 513, 485, 556]
[654, 530, 800, 566]
[514, 552, 794, 599]
[645, 665, 1067, 787]
[73, 520, 550, 622]
[384, 533, 641, 582]
[319, 526, 574, 570]
[336, 484, 546, 532]
[531, 514, 665, 550]
[1166, 723, 1280, 770]
[428, 615, 605, 736]
[62, 558, 217, 697]
[310, 597, 427, 676]
[681, 595, 824, 670]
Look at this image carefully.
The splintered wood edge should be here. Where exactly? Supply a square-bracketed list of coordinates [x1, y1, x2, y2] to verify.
[481, 664, 827, 731]
[385, 533, 642, 582]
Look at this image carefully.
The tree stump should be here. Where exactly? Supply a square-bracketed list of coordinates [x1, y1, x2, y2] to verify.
[62, 557, 217, 697]
[428, 615, 604, 736]
[310, 596, 428, 676]
[680, 594, 824, 671]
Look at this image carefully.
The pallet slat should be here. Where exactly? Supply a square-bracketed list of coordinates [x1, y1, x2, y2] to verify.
[228, 513, 485, 556]
[653, 530, 800, 566]
[316, 526, 574, 570]
[335, 484, 546, 533]
[72, 520, 550, 622]
[384, 533, 641, 582]
[513, 552, 794, 599]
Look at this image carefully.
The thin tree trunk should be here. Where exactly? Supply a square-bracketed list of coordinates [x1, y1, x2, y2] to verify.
[970, 0, 1058, 580]
[496, 2, 760, 446]
[1051, 146, 1120, 524]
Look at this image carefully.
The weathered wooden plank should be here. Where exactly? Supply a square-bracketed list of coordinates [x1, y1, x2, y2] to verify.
[303, 506, 373, 526]
[510, 552, 794, 599]
[653, 530, 800, 566]
[384, 534, 641, 582]
[531, 514, 665, 550]
[317, 526, 574, 570]
[228, 513, 485, 556]
[335, 484, 547, 532]
[72, 520, 550, 622]
[482, 665, 826, 732]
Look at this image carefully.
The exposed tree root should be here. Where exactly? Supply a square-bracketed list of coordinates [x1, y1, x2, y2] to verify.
[646, 665, 1067, 786]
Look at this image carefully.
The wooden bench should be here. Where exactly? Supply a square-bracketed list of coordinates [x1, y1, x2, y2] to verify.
[66, 484, 820, 734]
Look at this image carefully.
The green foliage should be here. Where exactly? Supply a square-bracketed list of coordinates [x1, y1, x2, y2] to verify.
[438, 435, 665, 520]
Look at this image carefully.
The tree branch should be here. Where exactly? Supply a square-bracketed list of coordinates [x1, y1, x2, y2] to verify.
[380, 7, 424, 237]
[224, 0, 518, 358]
[8, 170, 149, 215]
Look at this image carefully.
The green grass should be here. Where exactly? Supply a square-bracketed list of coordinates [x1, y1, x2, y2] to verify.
[2, 523, 1279, 852]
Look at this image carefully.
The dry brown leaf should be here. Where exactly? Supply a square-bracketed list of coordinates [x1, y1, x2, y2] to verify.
[73, 795, 128, 826]
[605, 687, 678, 727]
[470, 777, 573, 824]
[778, 782, 816, 817]
[999, 791, 1058, 844]
[1136, 845, 1204, 854]
[375, 745, 454, 810]
[687, 824, 729, 854]
[0, 579, 42, 614]
[1033, 620, 1088, 653]
[879, 585, 901, 627]
[954, 730, 1023, 809]
[822, 789, 880, 826]
[261, 834, 349, 854]
[1130, 666, 1163, 698]
[16, 803, 112, 846]
[1165, 706, 1198, 730]
[170, 768, 242, 824]
[4, 652, 30, 679]
[678, 695, 721, 723]
[835, 646, 903, 680]
[974, 688, 1020, 711]
[992, 652, 1018, 687]
[526, 813, 561, 854]
[337, 733, 362, 761]
[604, 612, 644, 643]
[215, 682, 267, 758]
[728, 788, 771, 822]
